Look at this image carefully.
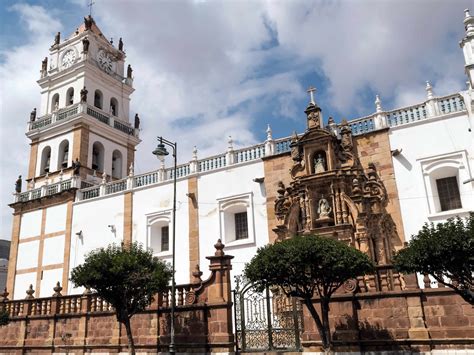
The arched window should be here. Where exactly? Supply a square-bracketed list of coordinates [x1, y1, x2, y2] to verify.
[66, 87, 74, 106]
[57, 140, 69, 169]
[218, 193, 255, 245]
[94, 90, 103, 110]
[51, 93, 60, 112]
[40, 146, 52, 175]
[91, 141, 105, 172]
[148, 216, 171, 254]
[111, 150, 123, 179]
[110, 97, 118, 116]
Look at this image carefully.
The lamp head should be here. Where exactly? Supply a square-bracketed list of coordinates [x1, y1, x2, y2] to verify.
[152, 137, 169, 157]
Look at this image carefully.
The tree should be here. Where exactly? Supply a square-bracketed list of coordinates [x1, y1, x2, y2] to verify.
[244, 235, 374, 352]
[70, 242, 172, 355]
[393, 214, 474, 304]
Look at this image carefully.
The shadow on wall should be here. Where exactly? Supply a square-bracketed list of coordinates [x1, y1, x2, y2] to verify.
[334, 314, 419, 353]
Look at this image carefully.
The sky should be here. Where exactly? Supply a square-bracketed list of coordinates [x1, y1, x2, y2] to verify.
[0, 0, 471, 239]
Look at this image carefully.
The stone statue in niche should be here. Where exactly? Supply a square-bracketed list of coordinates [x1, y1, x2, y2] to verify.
[134, 113, 140, 129]
[82, 37, 90, 53]
[290, 132, 301, 162]
[127, 64, 133, 79]
[72, 158, 81, 175]
[15, 175, 22, 193]
[84, 16, 93, 31]
[307, 110, 321, 129]
[30, 108, 36, 122]
[80, 86, 88, 102]
[314, 153, 326, 174]
[317, 196, 332, 219]
[118, 37, 124, 51]
[53, 32, 60, 46]
[41, 57, 48, 75]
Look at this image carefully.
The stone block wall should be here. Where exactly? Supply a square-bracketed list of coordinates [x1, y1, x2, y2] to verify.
[0, 240, 234, 354]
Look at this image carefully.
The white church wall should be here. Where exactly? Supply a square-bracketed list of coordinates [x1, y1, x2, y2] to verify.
[44, 204, 67, 234]
[40, 268, 63, 298]
[19, 210, 42, 239]
[389, 111, 474, 240]
[69, 194, 125, 294]
[42, 235, 65, 266]
[197, 161, 269, 282]
[16, 240, 39, 270]
[39, 71, 85, 115]
[14, 272, 36, 300]
[132, 179, 190, 285]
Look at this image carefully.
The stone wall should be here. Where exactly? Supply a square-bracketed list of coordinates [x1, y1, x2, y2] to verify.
[0, 240, 234, 354]
[301, 271, 474, 353]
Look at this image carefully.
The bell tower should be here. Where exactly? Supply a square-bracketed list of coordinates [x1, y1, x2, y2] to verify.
[27, 15, 140, 187]
[461, 9, 474, 88]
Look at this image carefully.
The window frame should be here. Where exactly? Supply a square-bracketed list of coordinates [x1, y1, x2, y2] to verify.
[217, 192, 255, 247]
[146, 210, 173, 257]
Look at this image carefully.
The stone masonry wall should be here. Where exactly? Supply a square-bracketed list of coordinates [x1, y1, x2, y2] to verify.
[0, 240, 234, 354]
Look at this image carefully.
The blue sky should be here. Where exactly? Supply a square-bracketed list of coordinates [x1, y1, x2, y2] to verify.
[0, 0, 471, 238]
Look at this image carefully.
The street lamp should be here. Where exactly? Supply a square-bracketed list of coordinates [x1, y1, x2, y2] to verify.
[152, 136, 177, 354]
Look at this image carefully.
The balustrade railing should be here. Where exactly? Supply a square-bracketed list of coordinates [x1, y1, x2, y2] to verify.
[199, 155, 226, 172]
[275, 137, 292, 154]
[28, 103, 136, 137]
[387, 104, 428, 127]
[349, 116, 375, 135]
[14, 178, 75, 203]
[438, 93, 464, 114]
[235, 144, 265, 163]
[81, 186, 100, 200]
[105, 179, 127, 194]
[134, 171, 159, 188]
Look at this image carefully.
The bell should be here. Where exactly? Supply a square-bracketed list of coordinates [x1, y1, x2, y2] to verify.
[62, 150, 68, 168]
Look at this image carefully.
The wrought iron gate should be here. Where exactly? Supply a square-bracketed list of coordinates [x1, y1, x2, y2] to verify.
[233, 275, 303, 353]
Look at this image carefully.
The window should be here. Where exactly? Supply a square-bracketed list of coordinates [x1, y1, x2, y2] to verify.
[40, 146, 51, 175]
[110, 98, 118, 116]
[66, 87, 74, 106]
[91, 141, 105, 172]
[218, 192, 255, 245]
[94, 90, 103, 109]
[419, 151, 468, 216]
[436, 177, 462, 211]
[111, 150, 123, 179]
[147, 212, 172, 255]
[161, 226, 169, 251]
[51, 93, 60, 112]
[234, 212, 248, 240]
[57, 140, 69, 169]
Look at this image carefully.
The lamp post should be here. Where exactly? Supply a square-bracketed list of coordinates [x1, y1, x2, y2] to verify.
[152, 136, 177, 354]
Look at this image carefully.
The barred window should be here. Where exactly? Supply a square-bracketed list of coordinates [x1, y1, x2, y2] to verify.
[235, 212, 248, 240]
[436, 176, 462, 211]
[161, 226, 169, 251]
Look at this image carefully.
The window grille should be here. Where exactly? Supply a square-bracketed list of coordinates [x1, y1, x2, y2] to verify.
[436, 176, 462, 211]
[235, 212, 248, 240]
[161, 226, 169, 251]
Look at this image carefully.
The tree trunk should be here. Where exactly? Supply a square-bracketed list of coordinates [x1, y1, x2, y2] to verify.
[320, 298, 332, 354]
[123, 317, 136, 355]
[303, 298, 330, 351]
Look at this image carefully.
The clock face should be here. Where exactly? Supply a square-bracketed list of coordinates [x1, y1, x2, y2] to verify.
[62, 49, 76, 69]
[97, 50, 114, 73]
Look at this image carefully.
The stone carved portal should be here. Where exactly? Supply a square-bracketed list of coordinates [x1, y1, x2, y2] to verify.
[274, 103, 397, 265]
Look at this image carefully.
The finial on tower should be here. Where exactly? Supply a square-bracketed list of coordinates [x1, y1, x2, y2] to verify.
[375, 95, 383, 113]
[192, 146, 198, 160]
[307, 86, 316, 105]
[465, 9, 471, 18]
[228, 136, 233, 151]
[266, 124, 273, 141]
[426, 81, 434, 100]
[88, 0, 95, 17]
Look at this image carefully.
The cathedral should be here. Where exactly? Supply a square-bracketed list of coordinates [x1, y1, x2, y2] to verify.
[5, 9, 474, 307]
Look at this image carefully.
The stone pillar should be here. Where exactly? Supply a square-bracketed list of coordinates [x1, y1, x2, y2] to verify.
[264, 124, 275, 156]
[406, 294, 430, 343]
[425, 81, 439, 117]
[225, 136, 235, 165]
[189, 146, 198, 174]
[205, 239, 234, 352]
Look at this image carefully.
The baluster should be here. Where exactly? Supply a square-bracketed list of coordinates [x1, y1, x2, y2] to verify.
[163, 290, 169, 307]
[423, 273, 431, 288]
[178, 288, 184, 306]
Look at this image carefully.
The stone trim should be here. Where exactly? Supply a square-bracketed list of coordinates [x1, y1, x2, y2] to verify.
[62, 200, 74, 293]
[16, 263, 63, 275]
[187, 176, 200, 279]
[35, 209, 47, 294]
[27, 140, 39, 180]
[18, 231, 65, 244]
[123, 192, 133, 245]
[6, 214, 21, 295]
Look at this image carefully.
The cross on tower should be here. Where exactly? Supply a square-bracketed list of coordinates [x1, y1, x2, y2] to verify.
[307, 86, 316, 105]
[88, 0, 95, 17]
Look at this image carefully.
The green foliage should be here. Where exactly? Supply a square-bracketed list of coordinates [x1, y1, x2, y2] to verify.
[245, 235, 374, 351]
[245, 235, 375, 299]
[0, 308, 9, 326]
[70, 242, 172, 322]
[393, 214, 474, 304]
